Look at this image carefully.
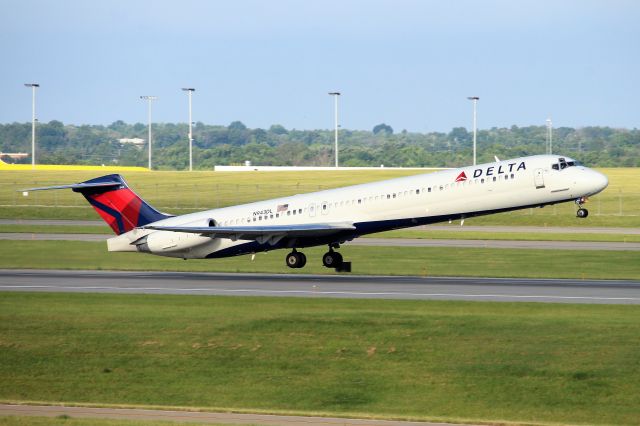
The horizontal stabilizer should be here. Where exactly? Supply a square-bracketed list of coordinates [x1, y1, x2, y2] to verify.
[21, 181, 123, 192]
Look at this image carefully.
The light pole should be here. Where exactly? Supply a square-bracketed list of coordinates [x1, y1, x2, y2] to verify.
[24, 83, 39, 169]
[182, 88, 195, 171]
[546, 117, 553, 155]
[140, 96, 157, 170]
[467, 96, 479, 165]
[328, 92, 341, 167]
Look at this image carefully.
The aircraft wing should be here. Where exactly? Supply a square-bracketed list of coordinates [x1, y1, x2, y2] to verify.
[142, 222, 356, 245]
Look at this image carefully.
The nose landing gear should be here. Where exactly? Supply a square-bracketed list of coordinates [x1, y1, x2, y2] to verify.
[575, 197, 589, 218]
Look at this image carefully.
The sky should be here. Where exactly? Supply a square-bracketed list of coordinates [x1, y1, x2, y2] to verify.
[1, 0, 639, 132]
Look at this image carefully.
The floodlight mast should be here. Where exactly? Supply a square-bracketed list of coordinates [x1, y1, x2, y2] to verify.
[546, 118, 553, 155]
[182, 88, 195, 171]
[24, 83, 39, 169]
[140, 96, 158, 170]
[467, 96, 479, 165]
[329, 92, 341, 167]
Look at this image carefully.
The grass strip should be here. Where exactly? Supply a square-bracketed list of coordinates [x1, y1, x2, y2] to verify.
[1, 168, 639, 228]
[2, 224, 640, 243]
[373, 229, 640, 243]
[1, 205, 639, 228]
[0, 225, 109, 235]
[0, 240, 639, 279]
[1, 293, 640, 425]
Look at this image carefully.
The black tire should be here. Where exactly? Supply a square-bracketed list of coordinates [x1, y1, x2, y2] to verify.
[577, 208, 589, 218]
[322, 251, 343, 268]
[298, 252, 307, 268]
[286, 252, 301, 268]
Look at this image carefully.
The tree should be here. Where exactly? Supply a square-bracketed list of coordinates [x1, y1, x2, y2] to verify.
[269, 124, 288, 135]
[373, 123, 393, 135]
[228, 121, 247, 130]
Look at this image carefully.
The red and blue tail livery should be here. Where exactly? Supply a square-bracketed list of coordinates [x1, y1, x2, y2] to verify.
[26, 174, 171, 235]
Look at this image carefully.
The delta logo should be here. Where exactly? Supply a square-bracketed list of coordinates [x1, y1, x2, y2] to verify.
[453, 161, 527, 183]
[455, 171, 467, 182]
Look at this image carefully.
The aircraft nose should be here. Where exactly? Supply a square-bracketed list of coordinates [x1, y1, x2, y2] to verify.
[591, 170, 609, 193]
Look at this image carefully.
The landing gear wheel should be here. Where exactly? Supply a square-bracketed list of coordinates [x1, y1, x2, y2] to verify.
[322, 251, 343, 268]
[577, 208, 589, 218]
[286, 250, 306, 269]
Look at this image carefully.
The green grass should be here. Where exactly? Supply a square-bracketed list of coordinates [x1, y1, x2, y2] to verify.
[1, 240, 639, 279]
[1, 293, 640, 425]
[2, 224, 640, 243]
[0, 168, 638, 226]
[0, 225, 109, 234]
[374, 229, 640, 243]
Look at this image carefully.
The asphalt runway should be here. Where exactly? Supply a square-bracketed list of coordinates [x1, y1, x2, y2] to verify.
[1, 269, 639, 304]
[2, 232, 640, 250]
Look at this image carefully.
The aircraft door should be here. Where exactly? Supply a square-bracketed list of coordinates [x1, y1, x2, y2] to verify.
[534, 169, 545, 189]
[308, 203, 316, 217]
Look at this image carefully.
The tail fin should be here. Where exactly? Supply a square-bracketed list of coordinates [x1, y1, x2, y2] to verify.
[25, 174, 172, 235]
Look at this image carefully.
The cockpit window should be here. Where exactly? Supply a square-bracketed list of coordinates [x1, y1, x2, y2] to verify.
[552, 158, 582, 170]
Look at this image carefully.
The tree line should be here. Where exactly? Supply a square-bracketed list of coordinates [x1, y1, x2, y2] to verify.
[0, 120, 638, 169]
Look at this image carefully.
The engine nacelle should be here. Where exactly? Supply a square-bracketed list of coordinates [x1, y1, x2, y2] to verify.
[134, 217, 217, 257]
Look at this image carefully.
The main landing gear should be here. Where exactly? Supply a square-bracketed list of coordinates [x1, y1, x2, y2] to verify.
[285, 249, 307, 268]
[575, 197, 589, 218]
[285, 245, 351, 272]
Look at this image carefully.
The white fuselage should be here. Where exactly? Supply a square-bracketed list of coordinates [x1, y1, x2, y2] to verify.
[107, 154, 608, 259]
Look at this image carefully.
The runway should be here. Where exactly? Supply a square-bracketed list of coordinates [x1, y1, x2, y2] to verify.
[2, 232, 640, 250]
[1, 269, 639, 304]
[0, 404, 463, 426]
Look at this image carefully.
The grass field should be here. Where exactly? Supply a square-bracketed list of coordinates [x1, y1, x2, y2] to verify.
[1, 240, 639, 279]
[2, 224, 640, 244]
[0, 168, 638, 226]
[0, 163, 148, 172]
[2, 292, 640, 425]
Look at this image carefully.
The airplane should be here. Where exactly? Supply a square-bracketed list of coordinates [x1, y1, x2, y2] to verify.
[25, 154, 608, 271]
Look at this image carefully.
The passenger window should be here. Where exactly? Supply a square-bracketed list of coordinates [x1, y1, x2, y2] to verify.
[493, 177, 497, 182]
[481, 178, 485, 183]
[299, 209, 302, 214]
[428, 187, 432, 193]
[358, 199, 361, 204]
[287, 211, 291, 216]
[510, 174, 515, 178]
[416, 189, 420, 194]
[392, 193, 396, 198]
[387, 194, 390, 199]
